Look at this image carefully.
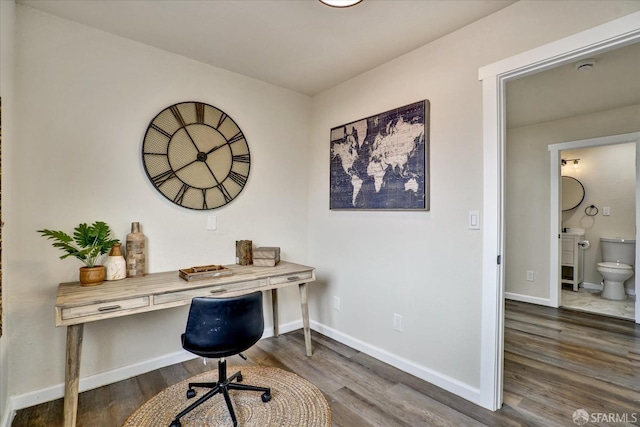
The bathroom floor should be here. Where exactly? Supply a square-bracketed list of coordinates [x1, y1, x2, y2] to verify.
[561, 288, 636, 320]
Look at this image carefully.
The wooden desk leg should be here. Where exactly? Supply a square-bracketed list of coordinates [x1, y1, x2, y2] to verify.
[298, 283, 312, 356]
[271, 289, 279, 337]
[63, 324, 83, 427]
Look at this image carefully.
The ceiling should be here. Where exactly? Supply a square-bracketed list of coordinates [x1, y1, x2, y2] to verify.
[18, 0, 515, 96]
[16, 0, 639, 126]
[506, 42, 640, 128]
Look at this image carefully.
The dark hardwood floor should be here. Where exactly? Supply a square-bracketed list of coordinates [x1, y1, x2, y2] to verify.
[12, 300, 640, 426]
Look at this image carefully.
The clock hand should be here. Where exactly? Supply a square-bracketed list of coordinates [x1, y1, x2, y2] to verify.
[183, 127, 200, 152]
[183, 126, 225, 161]
[203, 162, 222, 186]
[173, 159, 198, 174]
[205, 142, 228, 155]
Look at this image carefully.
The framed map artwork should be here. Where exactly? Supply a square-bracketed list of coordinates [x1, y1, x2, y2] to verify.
[330, 100, 429, 210]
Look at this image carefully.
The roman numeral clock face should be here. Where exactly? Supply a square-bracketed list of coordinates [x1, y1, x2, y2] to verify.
[142, 102, 251, 210]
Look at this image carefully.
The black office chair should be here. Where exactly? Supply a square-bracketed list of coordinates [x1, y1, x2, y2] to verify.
[169, 292, 271, 427]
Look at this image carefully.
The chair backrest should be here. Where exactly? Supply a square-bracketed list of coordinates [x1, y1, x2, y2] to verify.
[182, 292, 264, 358]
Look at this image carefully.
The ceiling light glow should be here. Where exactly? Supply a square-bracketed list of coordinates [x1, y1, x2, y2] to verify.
[319, 0, 364, 8]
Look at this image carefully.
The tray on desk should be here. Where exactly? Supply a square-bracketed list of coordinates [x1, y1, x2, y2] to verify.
[179, 265, 233, 281]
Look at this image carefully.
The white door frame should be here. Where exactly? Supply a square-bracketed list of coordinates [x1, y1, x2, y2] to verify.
[478, 12, 640, 411]
[549, 133, 640, 315]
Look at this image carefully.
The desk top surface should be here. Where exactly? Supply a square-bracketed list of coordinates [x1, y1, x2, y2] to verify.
[56, 261, 314, 308]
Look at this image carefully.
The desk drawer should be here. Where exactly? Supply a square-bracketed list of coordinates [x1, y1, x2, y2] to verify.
[270, 271, 313, 286]
[61, 297, 150, 321]
[154, 279, 267, 305]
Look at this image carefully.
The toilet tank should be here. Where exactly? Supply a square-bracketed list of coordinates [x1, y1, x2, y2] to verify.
[600, 237, 636, 266]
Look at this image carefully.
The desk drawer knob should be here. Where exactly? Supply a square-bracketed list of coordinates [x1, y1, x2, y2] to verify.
[210, 289, 227, 294]
[98, 305, 122, 312]
[287, 276, 300, 281]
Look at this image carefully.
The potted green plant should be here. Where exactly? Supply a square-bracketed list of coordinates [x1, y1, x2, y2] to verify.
[37, 221, 120, 286]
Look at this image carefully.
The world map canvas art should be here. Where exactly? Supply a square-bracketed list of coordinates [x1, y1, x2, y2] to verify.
[330, 100, 429, 210]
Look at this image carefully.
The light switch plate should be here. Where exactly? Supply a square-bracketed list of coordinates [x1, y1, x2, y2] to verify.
[207, 215, 217, 230]
[469, 210, 480, 230]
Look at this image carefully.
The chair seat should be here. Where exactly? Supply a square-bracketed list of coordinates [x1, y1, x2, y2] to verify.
[181, 334, 251, 358]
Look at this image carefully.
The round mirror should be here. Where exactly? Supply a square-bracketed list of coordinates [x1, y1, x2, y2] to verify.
[562, 176, 585, 211]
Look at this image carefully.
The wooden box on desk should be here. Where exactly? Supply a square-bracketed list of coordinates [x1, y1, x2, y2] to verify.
[253, 247, 280, 267]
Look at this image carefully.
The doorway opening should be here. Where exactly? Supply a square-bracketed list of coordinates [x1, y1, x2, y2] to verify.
[550, 134, 640, 322]
[479, 12, 640, 410]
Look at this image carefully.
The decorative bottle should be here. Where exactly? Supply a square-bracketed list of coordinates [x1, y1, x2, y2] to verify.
[126, 222, 146, 277]
[104, 243, 126, 281]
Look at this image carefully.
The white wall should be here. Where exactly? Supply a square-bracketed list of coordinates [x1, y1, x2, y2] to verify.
[308, 0, 640, 400]
[506, 105, 640, 300]
[6, 4, 309, 401]
[0, 0, 16, 423]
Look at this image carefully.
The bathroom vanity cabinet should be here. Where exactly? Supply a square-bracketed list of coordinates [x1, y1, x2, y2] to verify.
[562, 232, 584, 291]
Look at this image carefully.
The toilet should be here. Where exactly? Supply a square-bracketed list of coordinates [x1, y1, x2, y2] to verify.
[596, 237, 635, 301]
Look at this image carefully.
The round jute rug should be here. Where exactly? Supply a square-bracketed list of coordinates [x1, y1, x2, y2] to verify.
[123, 366, 331, 427]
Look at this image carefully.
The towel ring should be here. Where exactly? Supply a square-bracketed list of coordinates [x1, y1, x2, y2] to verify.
[585, 205, 598, 216]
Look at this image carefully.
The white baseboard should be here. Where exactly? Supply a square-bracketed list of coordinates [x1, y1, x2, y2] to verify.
[581, 281, 603, 291]
[7, 321, 301, 413]
[9, 350, 196, 412]
[579, 281, 636, 296]
[504, 292, 554, 307]
[6, 318, 482, 417]
[309, 320, 482, 406]
[1, 398, 15, 427]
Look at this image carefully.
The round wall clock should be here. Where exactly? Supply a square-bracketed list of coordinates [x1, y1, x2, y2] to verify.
[142, 101, 250, 210]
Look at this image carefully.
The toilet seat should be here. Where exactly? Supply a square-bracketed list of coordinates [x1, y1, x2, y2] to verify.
[597, 261, 632, 270]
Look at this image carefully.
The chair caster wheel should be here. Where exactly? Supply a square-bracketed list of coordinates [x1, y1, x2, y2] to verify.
[261, 392, 271, 402]
[237, 374, 243, 382]
[169, 420, 181, 427]
[186, 389, 196, 399]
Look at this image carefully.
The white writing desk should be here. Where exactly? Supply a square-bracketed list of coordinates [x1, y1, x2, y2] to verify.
[55, 261, 316, 427]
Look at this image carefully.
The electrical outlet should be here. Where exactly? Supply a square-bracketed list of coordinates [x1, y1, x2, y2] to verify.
[393, 313, 403, 332]
[333, 296, 341, 311]
[603, 206, 611, 216]
[526, 271, 534, 282]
